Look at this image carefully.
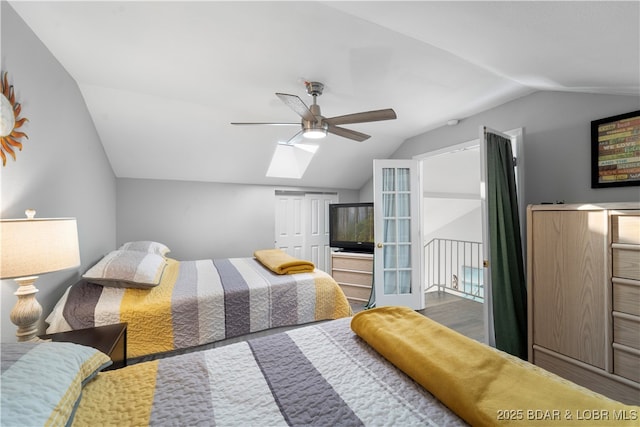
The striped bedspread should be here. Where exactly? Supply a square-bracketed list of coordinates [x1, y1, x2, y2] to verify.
[46, 258, 352, 358]
[74, 318, 465, 426]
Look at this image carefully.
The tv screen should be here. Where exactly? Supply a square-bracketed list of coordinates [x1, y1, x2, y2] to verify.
[329, 203, 374, 253]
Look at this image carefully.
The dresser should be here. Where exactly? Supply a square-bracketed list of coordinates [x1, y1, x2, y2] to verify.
[330, 252, 373, 304]
[527, 203, 640, 405]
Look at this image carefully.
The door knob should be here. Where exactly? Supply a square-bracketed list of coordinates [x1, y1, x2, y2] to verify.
[377, 243, 383, 248]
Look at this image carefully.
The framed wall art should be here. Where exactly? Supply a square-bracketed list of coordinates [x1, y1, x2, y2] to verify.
[591, 110, 640, 188]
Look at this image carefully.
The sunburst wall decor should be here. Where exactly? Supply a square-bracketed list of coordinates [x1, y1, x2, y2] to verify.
[0, 72, 28, 166]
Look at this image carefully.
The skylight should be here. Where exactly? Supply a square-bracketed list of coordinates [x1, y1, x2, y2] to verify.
[266, 143, 319, 179]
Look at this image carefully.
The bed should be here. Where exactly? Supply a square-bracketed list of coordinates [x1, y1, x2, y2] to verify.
[45, 243, 352, 359]
[3, 306, 637, 427]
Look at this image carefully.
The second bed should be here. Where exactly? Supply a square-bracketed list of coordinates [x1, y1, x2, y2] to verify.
[46, 250, 352, 359]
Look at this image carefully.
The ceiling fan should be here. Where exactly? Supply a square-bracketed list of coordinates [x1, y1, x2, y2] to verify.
[231, 81, 397, 145]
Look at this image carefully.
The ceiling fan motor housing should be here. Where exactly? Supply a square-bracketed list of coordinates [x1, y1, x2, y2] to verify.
[303, 119, 328, 134]
[303, 103, 327, 137]
[305, 81, 324, 97]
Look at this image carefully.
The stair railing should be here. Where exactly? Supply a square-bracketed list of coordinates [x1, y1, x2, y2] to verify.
[424, 238, 484, 302]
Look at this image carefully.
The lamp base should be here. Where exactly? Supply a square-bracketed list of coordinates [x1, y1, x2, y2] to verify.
[10, 276, 43, 342]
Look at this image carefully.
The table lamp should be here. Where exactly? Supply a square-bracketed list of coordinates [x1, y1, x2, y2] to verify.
[0, 210, 80, 341]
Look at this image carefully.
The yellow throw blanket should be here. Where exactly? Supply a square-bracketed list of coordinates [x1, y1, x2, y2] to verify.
[254, 248, 315, 275]
[351, 306, 639, 426]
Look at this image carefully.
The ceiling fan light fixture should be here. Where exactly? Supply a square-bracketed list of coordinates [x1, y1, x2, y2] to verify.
[303, 128, 327, 139]
[303, 120, 328, 139]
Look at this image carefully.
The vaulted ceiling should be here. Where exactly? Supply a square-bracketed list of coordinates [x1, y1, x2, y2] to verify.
[10, 1, 639, 190]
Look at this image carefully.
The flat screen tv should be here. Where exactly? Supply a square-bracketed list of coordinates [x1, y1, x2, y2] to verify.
[329, 203, 374, 253]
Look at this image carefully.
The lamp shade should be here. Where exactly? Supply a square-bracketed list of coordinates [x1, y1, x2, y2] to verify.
[0, 218, 80, 279]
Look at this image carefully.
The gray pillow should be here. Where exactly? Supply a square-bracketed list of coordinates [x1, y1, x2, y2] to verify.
[83, 250, 167, 289]
[118, 240, 170, 257]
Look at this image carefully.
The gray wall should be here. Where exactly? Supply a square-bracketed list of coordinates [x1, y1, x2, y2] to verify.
[116, 178, 358, 261]
[0, 3, 116, 341]
[361, 91, 640, 204]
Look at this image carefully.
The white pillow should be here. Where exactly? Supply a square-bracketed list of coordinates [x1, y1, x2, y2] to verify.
[118, 240, 170, 257]
[83, 250, 167, 289]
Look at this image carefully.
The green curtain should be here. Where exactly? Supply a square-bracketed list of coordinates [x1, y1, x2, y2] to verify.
[486, 131, 527, 359]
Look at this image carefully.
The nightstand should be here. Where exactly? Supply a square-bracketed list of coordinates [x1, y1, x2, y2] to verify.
[40, 323, 127, 370]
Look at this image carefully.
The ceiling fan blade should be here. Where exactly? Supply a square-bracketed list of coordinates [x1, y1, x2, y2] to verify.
[325, 108, 397, 126]
[327, 124, 371, 142]
[230, 122, 299, 126]
[275, 93, 316, 122]
[280, 129, 304, 145]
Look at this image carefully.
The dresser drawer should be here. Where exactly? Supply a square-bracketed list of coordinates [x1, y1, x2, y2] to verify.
[533, 347, 640, 405]
[339, 283, 372, 302]
[613, 314, 640, 350]
[612, 213, 640, 244]
[332, 270, 372, 287]
[613, 280, 640, 316]
[332, 255, 373, 271]
[613, 345, 640, 383]
[613, 248, 640, 280]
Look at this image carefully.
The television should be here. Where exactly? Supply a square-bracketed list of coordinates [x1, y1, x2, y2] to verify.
[329, 203, 374, 253]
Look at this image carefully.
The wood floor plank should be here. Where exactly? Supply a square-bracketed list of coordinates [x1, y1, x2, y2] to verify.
[351, 291, 485, 343]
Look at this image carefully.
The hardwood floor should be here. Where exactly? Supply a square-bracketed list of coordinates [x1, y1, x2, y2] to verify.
[419, 291, 485, 343]
[350, 291, 485, 343]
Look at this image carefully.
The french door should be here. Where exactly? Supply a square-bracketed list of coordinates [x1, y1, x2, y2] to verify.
[373, 159, 425, 310]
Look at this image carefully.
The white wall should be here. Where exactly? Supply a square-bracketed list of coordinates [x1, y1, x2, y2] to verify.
[0, 3, 117, 341]
[421, 145, 482, 245]
[424, 201, 482, 244]
[116, 178, 359, 261]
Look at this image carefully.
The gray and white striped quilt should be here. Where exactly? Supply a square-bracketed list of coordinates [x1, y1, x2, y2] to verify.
[46, 257, 352, 359]
[74, 317, 466, 426]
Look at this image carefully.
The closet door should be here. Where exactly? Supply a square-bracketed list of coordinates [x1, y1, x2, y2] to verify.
[274, 191, 337, 271]
[304, 193, 338, 272]
[275, 193, 305, 259]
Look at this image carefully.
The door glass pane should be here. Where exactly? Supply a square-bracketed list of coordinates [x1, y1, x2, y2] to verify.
[399, 270, 411, 293]
[383, 194, 395, 216]
[382, 168, 395, 191]
[397, 193, 410, 217]
[398, 244, 411, 268]
[398, 219, 410, 243]
[383, 219, 396, 243]
[397, 168, 410, 191]
[384, 271, 397, 294]
[384, 245, 397, 268]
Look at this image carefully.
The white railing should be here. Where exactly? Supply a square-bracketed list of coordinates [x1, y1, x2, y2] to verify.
[424, 238, 484, 302]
